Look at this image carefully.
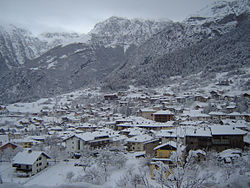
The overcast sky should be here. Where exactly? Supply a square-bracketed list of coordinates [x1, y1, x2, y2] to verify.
[0, 0, 217, 34]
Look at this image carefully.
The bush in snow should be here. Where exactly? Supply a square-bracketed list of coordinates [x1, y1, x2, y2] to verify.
[116, 167, 155, 188]
[66, 171, 75, 183]
[154, 150, 212, 188]
[82, 165, 105, 185]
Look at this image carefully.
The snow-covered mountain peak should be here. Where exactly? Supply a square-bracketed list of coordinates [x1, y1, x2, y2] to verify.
[0, 24, 33, 37]
[38, 32, 91, 47]
[185, 0, 249, 25]
[89, 16, 172, 48]
[0, 24, 48, 67]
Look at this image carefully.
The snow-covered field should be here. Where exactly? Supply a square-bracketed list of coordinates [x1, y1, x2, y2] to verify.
[0, 154, 150, 188]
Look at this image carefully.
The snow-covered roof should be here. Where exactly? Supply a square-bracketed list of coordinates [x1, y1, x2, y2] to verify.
[182, 110, 210, 118]
[180, 121, 204, 126]
[76, 123, 98, 128]
[112, 134, 128, 142]
[126, 134, 153, 143]
[226, 105, 236, 109]
[210, 126, 247, 135]
[221, 119, 248, 128]
[209, 111, 226, 116]
[75, 132, 110, 141]
[140, 108, 156, 112]
[155, 127, 185, 138]
[227, 112, 242, 116]
[154, 141, 177, 150]
[185, 127, 212, 137]
[13, 150, 50, 165]
[153, 110, 174, 115]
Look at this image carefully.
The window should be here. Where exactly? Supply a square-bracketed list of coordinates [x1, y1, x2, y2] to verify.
[77, 140, 80, 150]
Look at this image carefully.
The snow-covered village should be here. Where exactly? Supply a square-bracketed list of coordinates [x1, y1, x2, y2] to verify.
[0, 0, 250, 187]
[0, 67, 249, 187]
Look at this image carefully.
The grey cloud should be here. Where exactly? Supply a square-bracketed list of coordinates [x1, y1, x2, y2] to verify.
[0, 0, 217, 34]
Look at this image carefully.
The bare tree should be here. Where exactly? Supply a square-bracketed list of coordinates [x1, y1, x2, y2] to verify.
[83, 165, 105, 185]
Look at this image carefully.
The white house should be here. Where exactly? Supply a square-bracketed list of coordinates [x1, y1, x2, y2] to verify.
[64, 132, 111, 153]
[12, 149, 50, 176]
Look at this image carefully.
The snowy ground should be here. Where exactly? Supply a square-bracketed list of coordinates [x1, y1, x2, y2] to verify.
[24, 161, 83, 186]
[0, 154, 152, 188]
[5, 87, 101, 114]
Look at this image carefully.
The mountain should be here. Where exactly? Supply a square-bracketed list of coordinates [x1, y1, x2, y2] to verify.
[0, 0, 249, 104]
[0, 25, 48, 71]
[0, 17, 171, 104]
[0, 43, 125, 104]
[0, 26, 90, 72]
[89, 16, 172, 49]
[102, 0, 250, 90]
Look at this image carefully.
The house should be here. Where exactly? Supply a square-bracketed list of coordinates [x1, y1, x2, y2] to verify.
[151, 141, 186, 179]
[209, 111, 227, 120]
[176, 97, 186, 103]
[182, 110, 210, 121]
[153, 110, 174, 122]
[223, 95, 234, 102]
[137, 121, 175, 131]
[0, 142, 19, 152]
[138, 108, 156, 120]
[144, 139, 161, 156]
[12, 149, 50, 176]
[185, 127, 212, 151]
[210, 91, 220, 100]
[12, 138, 34, 148]
[227, 112, 245, 120]
[115, 123, 134, 131]
[119, 127, 146, 137]
[115, 118, 134, 130]
[104, 94, 118, 100]
[210, 126, 246, 151]
[75, 124, 97, 132]
[225, 104, 237, 113]
[126, 134, 154, 152]
[194, 95, 209, 103]
[155, 127, 185, 144]
[153, 141, 179, 159]
[64, 132, 111, 154]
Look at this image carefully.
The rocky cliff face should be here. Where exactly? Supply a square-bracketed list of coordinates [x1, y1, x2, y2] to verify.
[89, 16, 172, 49]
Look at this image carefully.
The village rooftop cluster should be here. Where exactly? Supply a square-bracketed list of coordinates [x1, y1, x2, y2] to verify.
[0, 84, 249, 186]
